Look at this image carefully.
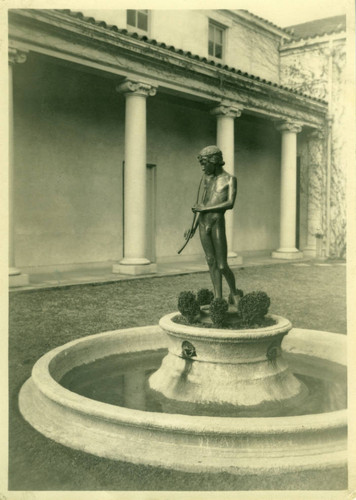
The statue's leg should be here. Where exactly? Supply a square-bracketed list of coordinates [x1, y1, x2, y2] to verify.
[212, 220, 240, 305]
[199, 224, 222, 298]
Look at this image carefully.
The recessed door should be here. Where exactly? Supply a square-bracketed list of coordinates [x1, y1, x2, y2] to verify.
[296, 156, 301, 249]
[146, 164, 156, 262]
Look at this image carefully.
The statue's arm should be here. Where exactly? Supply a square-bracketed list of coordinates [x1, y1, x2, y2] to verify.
[193, 176, 237, 213]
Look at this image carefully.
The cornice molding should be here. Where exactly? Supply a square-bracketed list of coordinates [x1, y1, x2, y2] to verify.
[8, 9, 327, 127]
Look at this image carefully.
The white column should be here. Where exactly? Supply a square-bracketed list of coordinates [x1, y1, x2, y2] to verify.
[211, 103, 243, 262]
[8, 47, 29, 287]
[113, 80, 157, 275]
[304, 128, 326, 258]
[272, 121, 304, 260]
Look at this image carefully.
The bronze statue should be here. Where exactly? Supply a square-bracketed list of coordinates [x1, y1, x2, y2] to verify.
[181, 145, 242, 306]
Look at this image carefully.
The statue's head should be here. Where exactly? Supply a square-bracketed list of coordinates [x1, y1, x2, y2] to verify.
[197, 146, 225, 169]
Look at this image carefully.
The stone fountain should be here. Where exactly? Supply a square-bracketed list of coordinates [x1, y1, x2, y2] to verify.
[18, 146, 347, 485]
[19, 317, 346, 477]
[149, 313, 308, 417]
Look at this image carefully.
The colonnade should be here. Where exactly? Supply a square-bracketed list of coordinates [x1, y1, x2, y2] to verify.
[114, 80, 247, 275]
[8, 67, 327, 281]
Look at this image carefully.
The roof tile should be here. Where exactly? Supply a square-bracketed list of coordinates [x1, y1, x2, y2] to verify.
[57, 9, 327, 105]
[287, 15, 346, 40]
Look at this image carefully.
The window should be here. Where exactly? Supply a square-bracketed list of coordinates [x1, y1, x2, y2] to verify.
[208, 21, 224, 59]
[127, 10, 149, 32]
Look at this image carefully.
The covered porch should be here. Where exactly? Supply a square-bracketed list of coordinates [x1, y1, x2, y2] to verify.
[8, 9, 328, 287]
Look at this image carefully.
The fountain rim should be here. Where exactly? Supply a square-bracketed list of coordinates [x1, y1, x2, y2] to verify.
[27, 325, 347, 435]
[159, 312, 291, 341]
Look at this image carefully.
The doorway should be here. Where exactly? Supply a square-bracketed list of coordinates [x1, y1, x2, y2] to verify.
[146, 163, 157, 262]
[296, 156, 301, 249]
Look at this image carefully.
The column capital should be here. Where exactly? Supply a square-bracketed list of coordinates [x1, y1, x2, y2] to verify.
[326, 113, 333, 128]
[275, 120, 302, 134]
[116, 79, 157, 97]
[308, 127, 326, 140]
[9, 47, 28, 65]
[210, 103, 243, 119]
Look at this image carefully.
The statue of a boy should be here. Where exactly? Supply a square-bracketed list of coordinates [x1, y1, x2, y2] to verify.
[185, 145, 242, 306]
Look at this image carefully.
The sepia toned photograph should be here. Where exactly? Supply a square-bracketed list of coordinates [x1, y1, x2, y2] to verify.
[3, 1, 355, 498]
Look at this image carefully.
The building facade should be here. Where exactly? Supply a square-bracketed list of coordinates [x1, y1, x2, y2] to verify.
[280, 16, 346, 258]
[8, 9, 344, 284]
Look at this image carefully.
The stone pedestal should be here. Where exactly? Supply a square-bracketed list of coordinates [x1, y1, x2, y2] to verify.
[149, 313, 308, 417]
[9, 269, 30, 287]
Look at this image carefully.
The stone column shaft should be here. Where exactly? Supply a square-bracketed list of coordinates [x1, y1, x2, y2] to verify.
[113, 80, 157, 275]
[9, 47, 29, 286]
[272, 121, 303, 260]
[211, 104, 243, 260]
[9, 58, 16, 273]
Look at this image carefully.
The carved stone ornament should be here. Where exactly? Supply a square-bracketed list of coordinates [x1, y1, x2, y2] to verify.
[275, 120, 303, 134]
[116, 79, 157, 97]
[210, 103, 243, 119]
[8, 47, 28, 65]
[309, 128, 326, 141]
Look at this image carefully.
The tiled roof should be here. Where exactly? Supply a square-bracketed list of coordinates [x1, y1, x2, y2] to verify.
[237, 10, 293, 36]
[57, 9, 327, 104]
[287, 15, 346, 40]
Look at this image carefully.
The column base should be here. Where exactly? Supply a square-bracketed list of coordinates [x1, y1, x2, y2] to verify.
[9, 273, 29, 287]
[272, 249, 304, 260]
[112, 263, 157, 276]
[9, 267, 21, 276]
[303, 246, 317, 258]
[228, 254, 243, 265]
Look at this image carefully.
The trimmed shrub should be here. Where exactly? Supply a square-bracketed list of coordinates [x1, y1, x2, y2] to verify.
[197, 288, 214, 306]
[210, 298, 229, 327]
[178, 291, 200, 323]
[238, 291, 271, 327]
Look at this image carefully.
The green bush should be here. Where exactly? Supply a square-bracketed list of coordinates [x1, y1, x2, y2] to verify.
[238, 291, 270, 327]
[196, 288, 214, 306]
[178, 291, 200, 323]
[210, 298, 229, 327]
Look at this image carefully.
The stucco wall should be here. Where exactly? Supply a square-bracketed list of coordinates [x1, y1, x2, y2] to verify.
[280, 36, 346, 257]
[14, 56, 125, 267]
[81, 9, 281, 83]
[147, 96, 215, 259]
[13, 55, 281, 268]
[234, 117, 281, 252]
[148, 103, 281, 258]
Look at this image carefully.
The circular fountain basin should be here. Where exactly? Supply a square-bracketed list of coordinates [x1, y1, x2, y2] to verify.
[19, 322, 347, 475]
[149, 313, 308, 416]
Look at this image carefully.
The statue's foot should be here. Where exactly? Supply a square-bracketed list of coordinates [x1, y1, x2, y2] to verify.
[228, 289, 244, 308]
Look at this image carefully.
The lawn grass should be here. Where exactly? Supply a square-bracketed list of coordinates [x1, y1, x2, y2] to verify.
[9, 263, 347, 491]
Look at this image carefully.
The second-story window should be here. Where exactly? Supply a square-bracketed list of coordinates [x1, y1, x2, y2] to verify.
[127, 10, 149, 32]
[208, 21, 224, 59]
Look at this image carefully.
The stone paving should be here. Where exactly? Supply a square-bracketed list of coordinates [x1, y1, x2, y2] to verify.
[10, 255, 346, 293]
